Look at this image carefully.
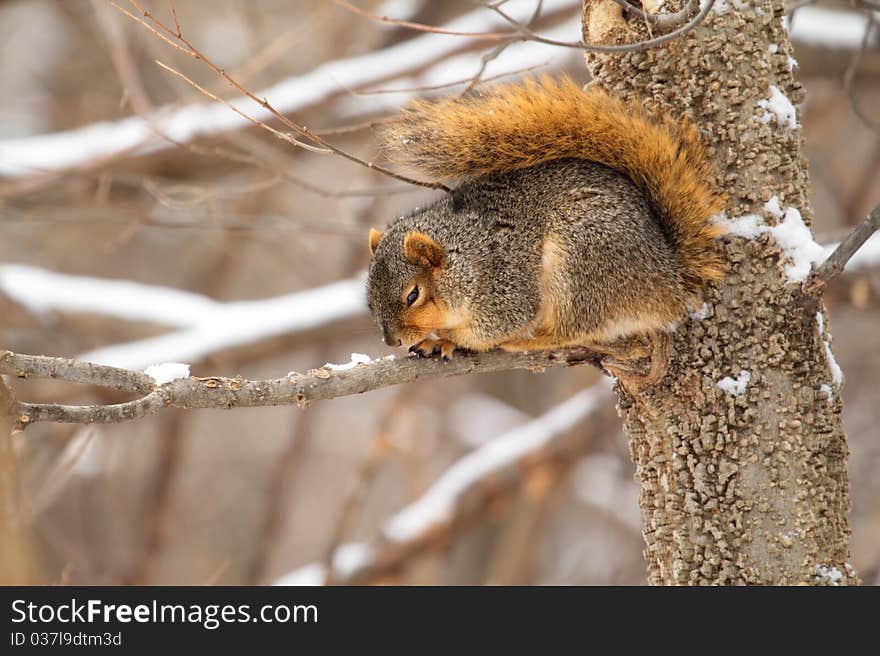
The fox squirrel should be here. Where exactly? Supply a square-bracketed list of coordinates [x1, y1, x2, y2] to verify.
[366, 76, 726, 387]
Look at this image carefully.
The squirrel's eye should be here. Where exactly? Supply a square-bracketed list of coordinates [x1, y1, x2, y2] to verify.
[406, 287, 420, 307]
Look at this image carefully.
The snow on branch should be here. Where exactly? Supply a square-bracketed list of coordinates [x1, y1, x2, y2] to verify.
[0, 348, 604, 432]
[789, 6, 880, 50]
[275, 381, 611, 586]
[0, 0, 578, 179]
[0, 4, 867, 181]
[0, 263, 368, 370]
[76, 275, 367, 370]
[0, 264, 220, 328]
[5, 227, 878, 371]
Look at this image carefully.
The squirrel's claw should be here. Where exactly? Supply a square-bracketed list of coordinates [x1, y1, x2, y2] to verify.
[410, 338, 457, 362]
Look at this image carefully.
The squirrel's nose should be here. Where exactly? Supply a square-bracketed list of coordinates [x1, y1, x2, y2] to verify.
[382, 326, 401, 347]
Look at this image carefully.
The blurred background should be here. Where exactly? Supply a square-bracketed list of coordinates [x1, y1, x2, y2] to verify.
[0, 0, 878, 585]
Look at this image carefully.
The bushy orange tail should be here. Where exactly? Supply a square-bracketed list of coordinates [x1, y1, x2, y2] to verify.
[381, 76, 726, 286]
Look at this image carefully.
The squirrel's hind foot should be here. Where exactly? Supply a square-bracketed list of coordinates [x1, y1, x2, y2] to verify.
[409, 338, 458, 362]
[597, 333, 670, 392]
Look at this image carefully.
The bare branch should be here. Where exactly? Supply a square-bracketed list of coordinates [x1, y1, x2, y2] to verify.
[483, 0, 716, 53]
[609, 0, 700, 31]
[342, 0, 713, 53]
[277, 384, 612, 585]
[91, 0, 156, 116]
[152, 61, 330, 155]
[813, 203, 880, 288]
[334, 0, 513, 39]
[0, 1, 574, 185]
[115, 0, 451, 193]
[843, 12, 880, 135]
[2, 352, 154, 395]
[2, 348, 604, 431]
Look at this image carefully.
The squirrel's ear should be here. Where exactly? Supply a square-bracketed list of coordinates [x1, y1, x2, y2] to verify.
[368, 228, 383, 256]
[403, 231, 445, 269]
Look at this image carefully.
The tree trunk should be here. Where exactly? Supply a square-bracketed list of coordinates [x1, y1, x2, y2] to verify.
[581, 0, 854, 584]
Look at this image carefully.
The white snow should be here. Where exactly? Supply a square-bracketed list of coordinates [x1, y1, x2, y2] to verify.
[700, 0, 727, 13]
[274, 380, 610, 586]
[144, 362, 191, 385]
[449, 393, 531, 447]
[383, 382, 609, 542]
[819, 383, 834, 403]
[275, 563, 327, 587]
[7, 230, 876, 375]
[768, 43, 779, 55]
[373, 0, 428, 20]
[274, 543, 375, 585]
[0, 264, 219, 327]
[0, 0, 578, 177]
[0, 264, 373, 370]
[717, 204, 825, 283]
[763, 195, 784, 219]
[717, 212, 764, 239]
[768, 207, 824, 282]
[331, 542, 373, 580]
[816, 313, 843, 387]
[757, 85, 798, 131]
[77, 274, 367, 370]
[790, 7, 878, 50]
[717, 370, 751, 396]
[324, 353, 373, 371]
[329, 17, 578, 119]
[814, 564, 843, 585]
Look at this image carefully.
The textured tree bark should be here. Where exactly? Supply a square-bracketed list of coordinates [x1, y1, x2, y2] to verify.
[581, 1, 855, 584]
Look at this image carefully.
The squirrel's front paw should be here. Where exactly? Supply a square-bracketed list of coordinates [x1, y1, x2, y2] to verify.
[409, 338, 457, 362]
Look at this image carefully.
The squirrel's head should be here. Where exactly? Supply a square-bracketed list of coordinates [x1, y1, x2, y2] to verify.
[366, 226, 449, 349]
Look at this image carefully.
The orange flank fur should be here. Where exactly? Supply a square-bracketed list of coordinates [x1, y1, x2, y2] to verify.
[382, 76, 727, 289]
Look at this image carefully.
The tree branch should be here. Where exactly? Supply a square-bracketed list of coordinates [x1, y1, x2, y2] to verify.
[843, 12, 880, 135]
[276, 384, 612, 586]
[2, 352, 154, 394]
[609, 0, 700, 32]
[812, 203, 880, 289]
[1, 348, 604, 431]
[115, 0, 451, 192]
[483, 0, 715, 52]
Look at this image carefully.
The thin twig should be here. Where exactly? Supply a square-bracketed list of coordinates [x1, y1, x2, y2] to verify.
[342, 0, 713, 53]
[323, 391, 405, 585]
[334, 0, 513, 39]
[843, 13, 880, 135]
[277, 384, 613, 585]
[812, 203, 880, 288]
[91, 0, 156, 115]
[153, 61, 331, 154]
[609, 0, 700, 31]
[113, 0, 452, 192]
[483, 0, 716, 52]
[129, 410, 187, 584]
